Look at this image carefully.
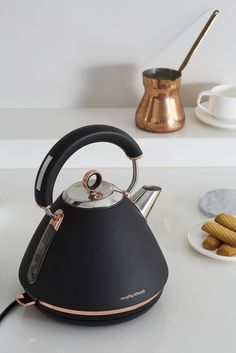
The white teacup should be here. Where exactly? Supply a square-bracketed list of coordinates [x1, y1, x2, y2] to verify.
[197, 85, 236, 120]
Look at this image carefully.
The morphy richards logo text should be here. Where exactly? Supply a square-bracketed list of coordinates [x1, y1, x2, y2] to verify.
[120, 289, 146, 301]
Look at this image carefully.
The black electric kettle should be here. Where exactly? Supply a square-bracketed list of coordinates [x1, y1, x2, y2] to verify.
[17, 125, 168, 324]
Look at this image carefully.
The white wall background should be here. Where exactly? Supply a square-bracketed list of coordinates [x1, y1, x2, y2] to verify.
[0, 0, 234, 108]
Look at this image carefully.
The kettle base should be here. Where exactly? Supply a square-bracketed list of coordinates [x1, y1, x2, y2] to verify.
[37, 290, 162, 326]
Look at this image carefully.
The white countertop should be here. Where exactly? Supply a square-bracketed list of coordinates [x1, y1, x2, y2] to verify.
[0, 166, 235, 352]
[1, 107, 236, 168]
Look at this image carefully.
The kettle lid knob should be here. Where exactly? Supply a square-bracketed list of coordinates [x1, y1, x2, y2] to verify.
[62, 169, 123, 208]
[82, 170, 103, 200]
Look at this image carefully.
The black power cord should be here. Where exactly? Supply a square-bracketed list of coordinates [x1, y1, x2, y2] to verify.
[0, 300, 17, 323]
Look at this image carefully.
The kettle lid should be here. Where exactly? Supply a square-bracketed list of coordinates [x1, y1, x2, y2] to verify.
[62, 170, 123, 208]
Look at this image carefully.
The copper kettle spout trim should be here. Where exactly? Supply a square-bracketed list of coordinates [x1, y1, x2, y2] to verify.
[16, 291, 160, 316]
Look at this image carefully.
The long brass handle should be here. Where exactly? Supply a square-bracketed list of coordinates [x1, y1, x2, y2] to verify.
[178, 10, 219, 73]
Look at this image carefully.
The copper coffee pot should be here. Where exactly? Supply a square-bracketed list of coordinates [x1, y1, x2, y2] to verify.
[135, 10, 219, 133]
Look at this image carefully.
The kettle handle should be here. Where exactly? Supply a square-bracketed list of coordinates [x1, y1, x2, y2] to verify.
[34, 125, 142, 209]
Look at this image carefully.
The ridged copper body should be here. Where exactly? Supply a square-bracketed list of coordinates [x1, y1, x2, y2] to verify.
[135, 68, 185, 133]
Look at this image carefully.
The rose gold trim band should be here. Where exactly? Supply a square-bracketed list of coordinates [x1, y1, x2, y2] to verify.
[39, 291, 160, 316]
[129, 155, 143, 160]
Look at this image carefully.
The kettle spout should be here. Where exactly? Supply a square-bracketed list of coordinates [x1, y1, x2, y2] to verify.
[130, 185, 162, 219]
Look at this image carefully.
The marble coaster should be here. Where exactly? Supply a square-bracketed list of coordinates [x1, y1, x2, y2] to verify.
[199, 189, 236, 217]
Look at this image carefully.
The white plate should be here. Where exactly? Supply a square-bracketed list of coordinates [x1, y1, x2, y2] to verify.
[195, 102, 236, 130]
[187, 219, 236, 261]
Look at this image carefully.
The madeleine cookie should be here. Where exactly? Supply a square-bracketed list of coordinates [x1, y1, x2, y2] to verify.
[202, 235, 222, 250]
[215, 213, 236, 232]
[201, 221, 236, 247]
[217, 243, 236, 257]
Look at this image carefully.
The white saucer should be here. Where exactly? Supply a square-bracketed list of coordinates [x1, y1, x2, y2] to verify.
[187, 219, 236, 261]
[195, 102, 236, 129]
